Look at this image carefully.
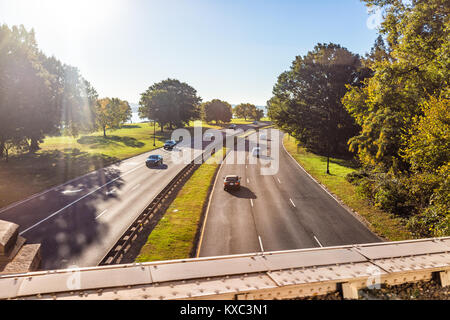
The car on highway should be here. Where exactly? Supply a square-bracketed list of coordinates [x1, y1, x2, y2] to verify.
[259, 133, 267, 140]
[252, 121, 258, 125]
[164, 140, 177, 150]
[229, 124, 237, 130]
[204, 133, 215, 140]
[146, 155, 163, 167]
[223, 175, 241, 191]
[252, 147, 261, 158]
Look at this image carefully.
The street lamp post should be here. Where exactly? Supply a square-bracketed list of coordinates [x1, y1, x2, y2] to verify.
[153, 119, 156, 147]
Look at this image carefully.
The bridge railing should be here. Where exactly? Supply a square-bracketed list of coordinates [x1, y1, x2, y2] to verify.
[1, 237, 449, 300]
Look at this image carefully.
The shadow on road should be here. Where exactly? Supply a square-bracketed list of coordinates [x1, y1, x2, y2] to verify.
[227, 186, 257, 199]
[22, 165, 125, 270]
[146, 164, 168, 170]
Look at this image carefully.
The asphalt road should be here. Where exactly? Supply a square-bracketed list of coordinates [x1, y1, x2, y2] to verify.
[0, 123, 267, 270]
[198, 129, 381, 257]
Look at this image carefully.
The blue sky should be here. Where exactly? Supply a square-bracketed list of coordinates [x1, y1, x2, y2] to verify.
[0, 0, 380, 106]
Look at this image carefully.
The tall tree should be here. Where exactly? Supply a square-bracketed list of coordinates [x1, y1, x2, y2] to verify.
[268, 43, 365, 173]
[95, 98, 132, 137]
[139, 79, 201, 131]
[0, 24, 99, 158]
[251, 108, 265, 121]
[59, 65, 98, 137]
[202, 99, 233, 124]
[0, 25, 57, 154]
[343, 0, 449, 171]
[233, 103, 255, 121]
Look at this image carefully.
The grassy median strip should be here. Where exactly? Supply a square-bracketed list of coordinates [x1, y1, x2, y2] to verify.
[135, 149, 225, 262]
[283, 134, 413, 241]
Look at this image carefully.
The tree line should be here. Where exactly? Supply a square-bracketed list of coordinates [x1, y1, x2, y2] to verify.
[138, 80, 264, 129]
[268, 0, 449, 237]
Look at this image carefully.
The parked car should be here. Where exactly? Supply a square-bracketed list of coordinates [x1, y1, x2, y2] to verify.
[146, 155, 163, 167]
[252, 147, 261, 158]
[164, 140, 177, 150]
[223, 175, 241, 191]
[229, 124, 237, 130]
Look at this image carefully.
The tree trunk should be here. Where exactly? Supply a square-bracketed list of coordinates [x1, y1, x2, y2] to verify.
[327, 155, 330, 175]
[29, 138, 40, 153]
[103, 126, 106, 137]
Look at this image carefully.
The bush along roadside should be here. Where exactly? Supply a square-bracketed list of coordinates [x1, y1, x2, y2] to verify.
[283, 134, 413, 241]
[135, 148, 227, 262]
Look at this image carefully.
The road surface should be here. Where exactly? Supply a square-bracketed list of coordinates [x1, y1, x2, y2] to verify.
[198, 129, 381, 257]
[0, 123, 267, 270]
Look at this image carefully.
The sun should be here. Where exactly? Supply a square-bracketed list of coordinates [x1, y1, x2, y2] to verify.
[13, 0, 122, 38]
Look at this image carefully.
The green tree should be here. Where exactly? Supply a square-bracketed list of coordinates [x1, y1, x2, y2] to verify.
[202, 99, 233, 124]
[342, 0, 449, 236]
[402, 93, 449, 174]
[139, 79, 201, 131]
[0, 24, 98, 158]
[95, 98, 132, 137]
[251, 108, 264, 121]
[343, 0, 449, 171]
[233, 103, 255, 121]
[268, 43, 365, 173]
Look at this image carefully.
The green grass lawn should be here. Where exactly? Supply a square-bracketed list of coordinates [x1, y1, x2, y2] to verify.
[41, 123, 170, 159]
[135, 148, 225, 262]
[283, 134, 413, 241]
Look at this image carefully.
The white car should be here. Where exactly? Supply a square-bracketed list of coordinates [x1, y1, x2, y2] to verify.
[252, 147, 261, 158]
[203, 133, 214, 140]
[259, 133, 267, 140]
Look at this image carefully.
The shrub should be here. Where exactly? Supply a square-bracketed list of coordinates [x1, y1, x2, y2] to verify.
[373, 173, 412, 216]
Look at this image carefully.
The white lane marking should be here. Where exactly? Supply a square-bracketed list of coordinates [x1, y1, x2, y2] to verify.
[314, 235, 323, 247]
[258, 236, 265, 252]
[250, 199, 254, 207]
[19, 164, 145, 235]
[277, 178, 281, 184]
[289, 198, 296, 208]
[130, 184, 141, 192]
[0, 145, 167, 214]
[124, 161, 140, 166]
[61, 189, 83, 195]
[247, 178, 250, 184]
[95, 209, 108, 220]
[106, 188, 117, 195]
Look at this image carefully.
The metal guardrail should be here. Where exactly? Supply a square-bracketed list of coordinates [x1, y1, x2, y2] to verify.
[1, 237, 449, 300]
[99, 144, 216, 265]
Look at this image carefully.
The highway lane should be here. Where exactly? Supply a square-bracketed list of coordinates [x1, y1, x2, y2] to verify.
[198, 129, 381, 257]
[0, 124, 266, 270]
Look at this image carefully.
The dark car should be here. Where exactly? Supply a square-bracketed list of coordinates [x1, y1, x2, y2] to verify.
[164, 140, 177, 150]
[223, 175, 241, 191]
[146, 155, 163, 167]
